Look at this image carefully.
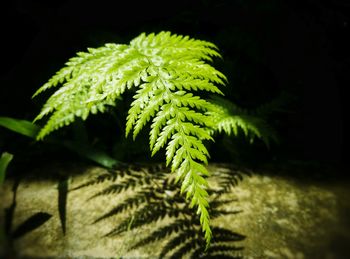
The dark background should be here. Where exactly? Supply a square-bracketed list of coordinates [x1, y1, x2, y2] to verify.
[0, 0, 347, 170]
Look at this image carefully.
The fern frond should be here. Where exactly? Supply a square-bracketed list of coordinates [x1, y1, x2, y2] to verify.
[33, 44, 129, 98]
[33, 31, 275, 248]
[33, 43, 150, 138]
[121, 32, 227, 246]
[207, 96, 278, 147]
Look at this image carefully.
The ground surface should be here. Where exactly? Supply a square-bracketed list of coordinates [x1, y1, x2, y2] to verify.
[0, 162, 349, 258]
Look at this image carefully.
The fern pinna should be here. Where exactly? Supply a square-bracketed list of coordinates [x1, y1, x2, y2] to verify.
[33, 31, 274, 248]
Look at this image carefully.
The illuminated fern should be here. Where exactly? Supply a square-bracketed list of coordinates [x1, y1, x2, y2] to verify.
[33, 31, 276, 248]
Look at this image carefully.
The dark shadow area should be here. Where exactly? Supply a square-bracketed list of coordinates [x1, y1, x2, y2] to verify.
[4, 179, 20, 238]
[2, 179, 53, 258]
[72, 163, 248, 258]
[57, 176, 68, 235]
[11, 212, 52, 239]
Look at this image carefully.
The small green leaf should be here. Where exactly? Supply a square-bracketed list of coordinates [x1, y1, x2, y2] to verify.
[0, 117, 40, 139]
[0, 117, 120, 169]
[0, 152, 13, 184]
[62, 141, 119, 169]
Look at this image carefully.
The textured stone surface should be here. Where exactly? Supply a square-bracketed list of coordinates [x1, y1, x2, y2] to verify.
[0, 162, 349, 258]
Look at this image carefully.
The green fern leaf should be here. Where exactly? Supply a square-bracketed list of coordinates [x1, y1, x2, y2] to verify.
[33, 31, 276, 248]
[122, 33, 226, 246]
[207, 95, 278, 147]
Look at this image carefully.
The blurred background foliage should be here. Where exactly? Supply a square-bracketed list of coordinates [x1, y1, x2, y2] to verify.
[0, 0, 346, 173]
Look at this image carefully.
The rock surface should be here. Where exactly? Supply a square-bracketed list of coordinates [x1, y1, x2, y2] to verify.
[0, 162, 349, 258]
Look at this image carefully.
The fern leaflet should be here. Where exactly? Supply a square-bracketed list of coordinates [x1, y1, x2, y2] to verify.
[207, 95, 278, 147]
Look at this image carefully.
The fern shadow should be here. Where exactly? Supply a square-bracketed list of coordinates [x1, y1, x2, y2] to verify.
[73, 163, 249, 258]
[2, 179, 53, 257]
